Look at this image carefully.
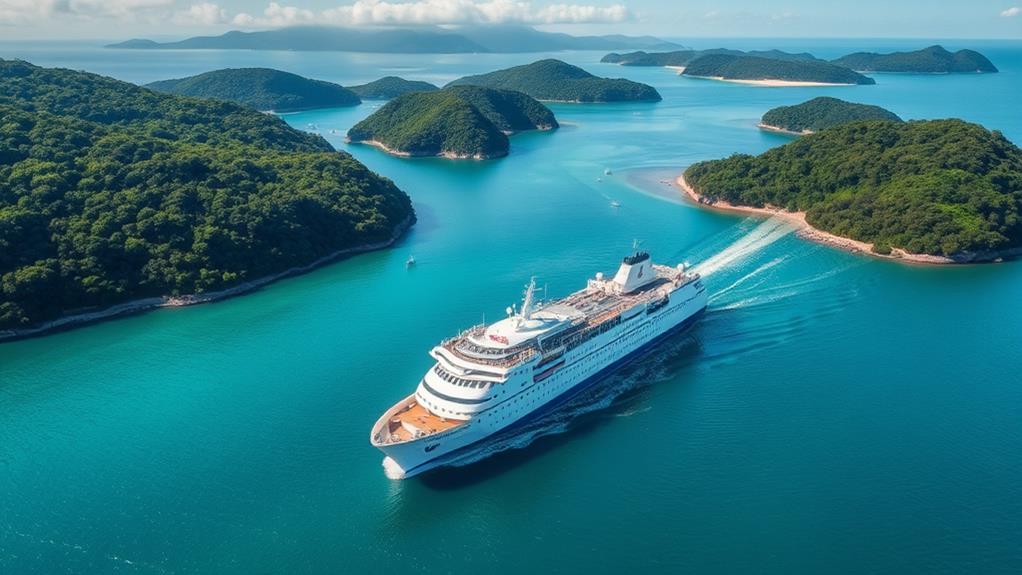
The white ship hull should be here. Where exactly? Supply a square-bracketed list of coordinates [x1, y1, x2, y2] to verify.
[371, 257, 707, 478]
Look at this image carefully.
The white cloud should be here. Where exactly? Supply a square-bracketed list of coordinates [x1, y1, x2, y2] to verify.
[1001, 6, 1020, 17]
[2, 0, 629, 28]
[0, 0, 175, 25]
[234, 2, 314, 27]
[175, 2, 228, 25]
[0, 0, 57, 25]
[237, 1, 630, 28]
[68, 0, 174, 19]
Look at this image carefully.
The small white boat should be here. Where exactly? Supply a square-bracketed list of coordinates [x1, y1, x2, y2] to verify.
[610, 200, 621, 208]
[406, 255, 416, 267]
[604, 168, 613, 176]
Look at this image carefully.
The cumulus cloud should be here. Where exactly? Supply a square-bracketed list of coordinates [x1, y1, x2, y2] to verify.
[1001, 6, 1020, 17]
[235, 0, 630, 27]
[174, 2, 228, 25]
[1, 0, 629, 28]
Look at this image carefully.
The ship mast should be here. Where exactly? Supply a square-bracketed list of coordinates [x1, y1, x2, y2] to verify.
[519, 276, 537, 323]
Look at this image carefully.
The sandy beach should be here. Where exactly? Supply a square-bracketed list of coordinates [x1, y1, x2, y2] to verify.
[685, 74, 854, 87]
[674, 174, 963, 264]
[0, 215, 414, 342]
[350, 139, 502, 160]
[757, 122, 811, 136]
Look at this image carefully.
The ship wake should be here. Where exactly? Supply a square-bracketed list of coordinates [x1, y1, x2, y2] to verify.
[691, 217, 797, 278]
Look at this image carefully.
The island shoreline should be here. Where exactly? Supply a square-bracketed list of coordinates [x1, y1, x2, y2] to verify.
[349, 139, 505, 160]
[0, 215, 415, 343]
[675, 174, 1021, 265]
[757, 122, 811, 136]
[683, 74, 855, 87]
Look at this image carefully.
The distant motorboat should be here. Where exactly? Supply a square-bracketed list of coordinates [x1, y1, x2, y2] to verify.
[604, 168, 613, 175]
[406, 255, 416, 267]
[610, 200, 621, 208]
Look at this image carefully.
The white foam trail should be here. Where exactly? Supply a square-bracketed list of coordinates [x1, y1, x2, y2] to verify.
[709, 255, 789, 303]
[693, 218, 796, 277]
[382, 456, 407, 480]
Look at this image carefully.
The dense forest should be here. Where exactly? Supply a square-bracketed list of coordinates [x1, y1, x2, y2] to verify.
[448, 59, 661, 102]
[684, 120, 1022, 257]
[682, 54, 875, 84]
[347, 76, 439, 99]
[347, 86, 556, 159]
[832, 46, 998, 73]
[0, 59, 413, 330]
[147, 68, 361, 112]
[601, 49, 819, 66]
[761, 97, 902, 133]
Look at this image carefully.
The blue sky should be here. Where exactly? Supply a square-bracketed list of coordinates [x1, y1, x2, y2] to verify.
[0, 0, 1019, 40]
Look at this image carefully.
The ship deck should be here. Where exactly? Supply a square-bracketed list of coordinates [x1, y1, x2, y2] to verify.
[386, 400, 465, 442]
[442, 266, 694, 367]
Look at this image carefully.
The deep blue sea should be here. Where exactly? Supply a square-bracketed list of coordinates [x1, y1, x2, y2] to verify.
[1, 39, 1021, 574]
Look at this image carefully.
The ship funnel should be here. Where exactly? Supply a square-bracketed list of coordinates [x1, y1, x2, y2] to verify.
[613, 251, 653, 293]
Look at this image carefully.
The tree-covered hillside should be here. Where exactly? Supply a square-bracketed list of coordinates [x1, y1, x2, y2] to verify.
[347, 76, 439, 99]
[761, 97, 902, 133]
[832, 45, 998, 73]
[0, 59, 413, 330]
[347, 86, 556, 159]
[684, 120, 1022, 257]
[683, 54, 875, 84]
[448, 59, 661, 102]
[444, 86, 558, 133]
[146, 68, 361, 112]
[601, 49, 818, 66]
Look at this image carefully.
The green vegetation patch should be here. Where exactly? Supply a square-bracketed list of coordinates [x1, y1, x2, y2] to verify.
[347, 85, 557, 159]
[683, 54, 875, 85]
[0, 59, 412, 329]
[347, 76, 439, 99]
[448, 59, 661, 102]
[761, 97, 902, 133]
[147, 68, 361, 112]
[684, 119, 1022, 256]
[832, 45, 998, 73]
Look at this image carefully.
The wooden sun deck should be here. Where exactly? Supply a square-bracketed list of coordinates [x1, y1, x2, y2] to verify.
[388, 401, 466, 442]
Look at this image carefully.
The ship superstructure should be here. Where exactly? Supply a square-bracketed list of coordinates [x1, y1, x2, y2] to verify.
[370, 251, 707, 477]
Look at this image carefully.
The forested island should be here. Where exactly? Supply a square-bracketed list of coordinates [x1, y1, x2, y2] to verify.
[601, 48, 819, 66]
[347, 86, 557, 159]
[760, 97, 902, 134]
[832, 45, 998, 73]
[682, 119, 1022, 262]
[0, 59, 414, 336]
[107, 25, 680, 54]
[347, 76, 438, 99]
[682, 54, 875, 85]
[448, 59, 661, 102]
[146, 68, 360, 112]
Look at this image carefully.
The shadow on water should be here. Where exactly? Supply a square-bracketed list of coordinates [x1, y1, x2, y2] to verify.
[414, 329, 707, 490]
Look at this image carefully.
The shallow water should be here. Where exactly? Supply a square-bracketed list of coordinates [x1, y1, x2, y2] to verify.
[1, 40, 1021, 574]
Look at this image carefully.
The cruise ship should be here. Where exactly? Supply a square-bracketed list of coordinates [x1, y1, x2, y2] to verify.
[370, 251, 707, 478]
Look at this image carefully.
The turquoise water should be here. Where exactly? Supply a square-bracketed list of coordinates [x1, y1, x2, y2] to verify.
[2, 40, 1021, 574]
